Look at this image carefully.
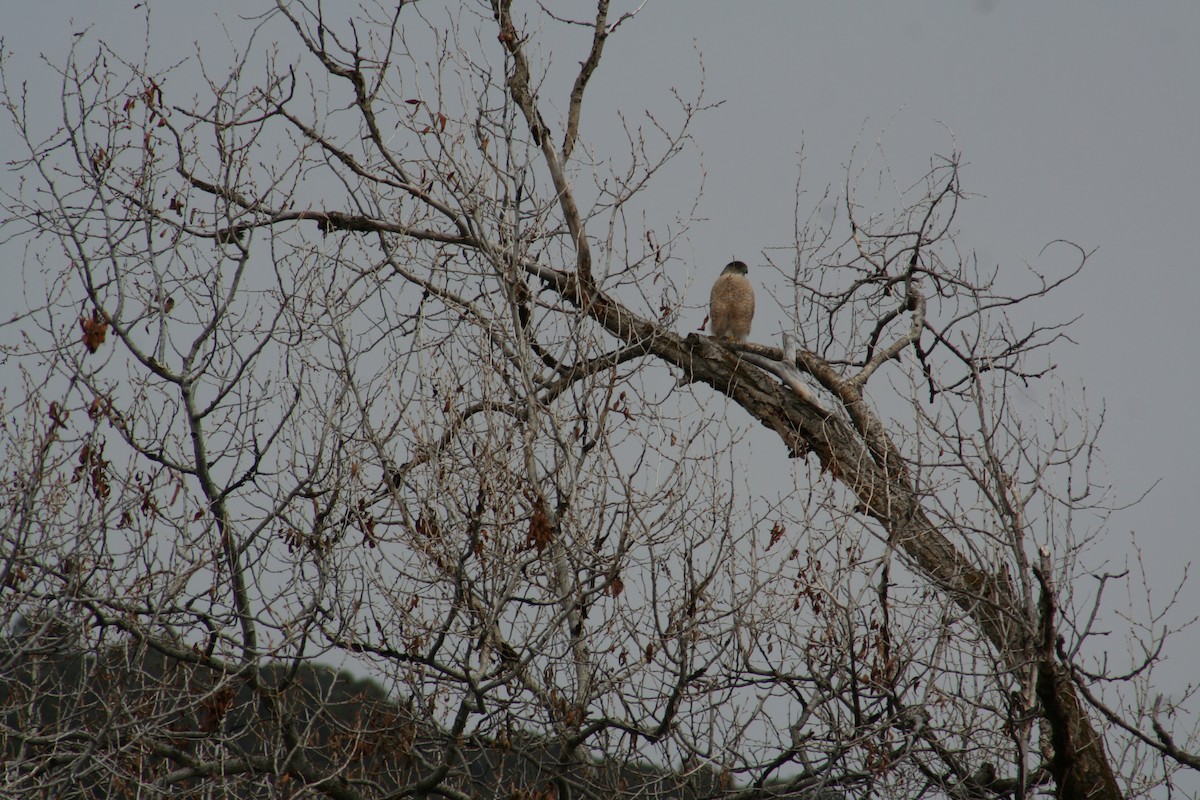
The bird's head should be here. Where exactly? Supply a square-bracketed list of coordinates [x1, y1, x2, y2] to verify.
[722, 260, 749, 276]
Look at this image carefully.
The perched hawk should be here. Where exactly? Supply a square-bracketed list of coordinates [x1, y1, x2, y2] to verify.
[709, 260, 755, 342]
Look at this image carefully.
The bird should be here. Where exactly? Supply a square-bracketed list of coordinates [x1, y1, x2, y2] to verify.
[708, 260, 755, 342]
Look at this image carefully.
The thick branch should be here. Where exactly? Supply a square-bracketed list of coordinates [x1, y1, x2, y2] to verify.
[494, 0, 593, 287]
[562, 0, 610, 161]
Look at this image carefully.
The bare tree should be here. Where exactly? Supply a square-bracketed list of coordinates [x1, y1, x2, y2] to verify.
[1, 3, 1196, 799]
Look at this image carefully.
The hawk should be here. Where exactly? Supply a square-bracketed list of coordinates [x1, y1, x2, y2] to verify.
[709, 260, 755, 342]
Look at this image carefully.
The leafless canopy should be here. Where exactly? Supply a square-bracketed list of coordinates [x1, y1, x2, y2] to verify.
[1, 3, 1196, 799]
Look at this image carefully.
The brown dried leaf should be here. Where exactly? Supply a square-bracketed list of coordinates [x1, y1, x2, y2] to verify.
[767, 521, 786, 550]
[416, 513, 440, 540]
[526, 503, 553, 553]
[79, 310, 108, 354]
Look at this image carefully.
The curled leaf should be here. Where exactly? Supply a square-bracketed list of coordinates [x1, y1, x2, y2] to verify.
[79, 310, 108, 354]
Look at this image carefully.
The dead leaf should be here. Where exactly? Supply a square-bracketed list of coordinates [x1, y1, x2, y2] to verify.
[79, 310, 108, 354]
[526, 502, 553, 553]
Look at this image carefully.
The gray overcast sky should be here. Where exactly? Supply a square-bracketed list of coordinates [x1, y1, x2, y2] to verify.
[580, 1, 1200, 694]
[3, 0, 1197, 721]
[612, 0, 1200, 621]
